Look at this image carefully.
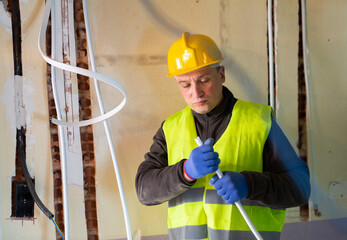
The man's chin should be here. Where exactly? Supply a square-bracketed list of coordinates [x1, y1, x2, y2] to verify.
[191, 106, 210, 114]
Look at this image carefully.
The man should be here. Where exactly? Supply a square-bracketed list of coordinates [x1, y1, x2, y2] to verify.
[136, 32, 310, 240]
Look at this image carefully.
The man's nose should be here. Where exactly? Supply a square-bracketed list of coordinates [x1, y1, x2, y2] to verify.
[192, 83, 203, 98]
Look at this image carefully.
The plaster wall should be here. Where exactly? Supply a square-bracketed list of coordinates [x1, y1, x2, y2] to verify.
[306, 0, 347, 220]
[0, 0, 346, 239]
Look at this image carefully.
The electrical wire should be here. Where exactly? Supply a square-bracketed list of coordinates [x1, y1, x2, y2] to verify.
[38, 0, 127, 128]
[38, 0, 131, 239]
[50, 216, 65, 240]
[46, 0, 71, 238]
[12, 2, 68, 240]
[10, 0, 54, 225]
[18, 128, 54, 219]
[81, 0, 132, 239]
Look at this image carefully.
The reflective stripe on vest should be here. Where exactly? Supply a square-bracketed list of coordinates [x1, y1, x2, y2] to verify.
[163, 100, 286, 239]
[169, 227, 281, 240]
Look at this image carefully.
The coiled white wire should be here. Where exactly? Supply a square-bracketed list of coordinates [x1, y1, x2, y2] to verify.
[38, 0, 132, 239]
[39, 1, 127, 128]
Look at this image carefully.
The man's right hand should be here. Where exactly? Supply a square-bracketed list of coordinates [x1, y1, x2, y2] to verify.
[184, 138, 220, 180]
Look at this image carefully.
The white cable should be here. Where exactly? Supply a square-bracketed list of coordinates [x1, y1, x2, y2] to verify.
[301, 0, 318, 213]
[39, 0, 131, 239]
[82, 0, 132, 239]
[49, 0, 70, 239]
[195, 137, 264, 240]
[38, 0, 127, 128]
[268, 0, 275, 111]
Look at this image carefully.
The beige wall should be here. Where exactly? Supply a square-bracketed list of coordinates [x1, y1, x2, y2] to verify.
[306, 0, 347, 220]
[0, 0, 346, 239]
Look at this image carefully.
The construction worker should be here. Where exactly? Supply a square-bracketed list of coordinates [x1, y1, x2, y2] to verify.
[136, 32, 310, 240]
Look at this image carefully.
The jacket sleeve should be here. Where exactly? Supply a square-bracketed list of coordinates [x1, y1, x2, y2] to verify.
[242, 117, 311, 208]
[135, 122, 196, 206]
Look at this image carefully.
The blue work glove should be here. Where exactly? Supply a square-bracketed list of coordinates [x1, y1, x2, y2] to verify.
[184, 138, 220, 179]
[209, 171, 249, 204]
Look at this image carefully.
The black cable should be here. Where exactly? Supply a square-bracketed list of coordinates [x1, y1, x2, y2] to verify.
[18, 127, 54, 218]
[10, 0, 54, 220]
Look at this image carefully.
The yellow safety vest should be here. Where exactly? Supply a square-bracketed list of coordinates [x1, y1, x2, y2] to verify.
[163, 100, 286, 240]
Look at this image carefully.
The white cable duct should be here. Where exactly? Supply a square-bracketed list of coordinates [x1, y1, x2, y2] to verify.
[39, 2, 127, 128]
[49, 0, 70, 239]
[301, 0, 318, 215]
[195, 137, 264, 240]
[82, 0, 132, 239]
[268, 0, 275, 111]
[38, 0, 131, 239]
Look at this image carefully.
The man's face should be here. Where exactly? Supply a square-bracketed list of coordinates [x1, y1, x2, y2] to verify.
[175, 66, 225, 114]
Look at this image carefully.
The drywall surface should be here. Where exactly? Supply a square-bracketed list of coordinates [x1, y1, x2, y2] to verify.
[306, 0, 347, 220]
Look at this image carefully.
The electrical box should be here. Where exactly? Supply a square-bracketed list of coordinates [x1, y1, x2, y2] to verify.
[15, 182, 34, 218]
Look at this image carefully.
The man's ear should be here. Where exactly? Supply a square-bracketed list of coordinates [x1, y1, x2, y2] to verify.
[219, 66, 226, 83]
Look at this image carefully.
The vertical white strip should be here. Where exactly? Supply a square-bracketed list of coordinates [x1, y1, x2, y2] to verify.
[66, 0, 84, 187]
[54, 0, 65, 121]
[61, 0, 74, 147]
[51, 0, 70, 239]
[268, 0, 275, 111]
[68, 0, 77, 68]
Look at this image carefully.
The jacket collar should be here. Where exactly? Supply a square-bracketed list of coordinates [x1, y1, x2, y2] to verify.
[191, 86, 236, 120]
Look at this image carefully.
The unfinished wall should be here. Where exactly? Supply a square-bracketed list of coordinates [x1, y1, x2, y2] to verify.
[306, 0, 347, 220]
[0, 0, 347, 239]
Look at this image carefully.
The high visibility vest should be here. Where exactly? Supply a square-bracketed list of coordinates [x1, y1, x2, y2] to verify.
[163, 100, 286, 240]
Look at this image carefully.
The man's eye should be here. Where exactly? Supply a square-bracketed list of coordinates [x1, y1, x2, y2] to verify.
[201, 78, 210, 84]
[182, 84, 190, 89]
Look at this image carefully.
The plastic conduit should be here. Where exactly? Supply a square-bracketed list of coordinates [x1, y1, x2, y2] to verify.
[38, 0, 132, 239]
[195, 137, 264, 240]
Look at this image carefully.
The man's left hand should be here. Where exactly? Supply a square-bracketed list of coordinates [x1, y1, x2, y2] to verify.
[209, 171, 249, 204]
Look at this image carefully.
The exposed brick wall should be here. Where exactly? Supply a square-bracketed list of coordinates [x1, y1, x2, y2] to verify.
[74, 0, 99, 239]
[45, 1, 100, 239]
[45, 16, 65, 238]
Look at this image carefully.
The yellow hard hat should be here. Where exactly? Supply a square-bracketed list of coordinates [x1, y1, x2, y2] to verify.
[167, 32, 223, 77]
